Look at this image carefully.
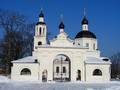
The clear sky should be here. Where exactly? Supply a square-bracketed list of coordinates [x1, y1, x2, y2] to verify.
[0, 0, 120, 57]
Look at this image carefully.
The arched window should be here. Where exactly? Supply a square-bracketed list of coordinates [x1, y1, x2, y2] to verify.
[43, 27, 45, 35]
[38, 41, 42, 45]
[93, 43, 95, 50]
[63, 67, 66, 73]
[39, 27, 42, 35]
[56, 67, 59, 73]
[93, 69, 102, 76]
[20, 68, 31, 75]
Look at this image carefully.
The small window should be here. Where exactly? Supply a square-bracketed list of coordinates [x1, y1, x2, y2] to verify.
[38, 41, 42, 45]
[56, 67, 59, 73]
[93, 69, 102, 76]
[21, 68, 31, 75]
[63, 67, 66, 73]
[86, 43, 89, 47]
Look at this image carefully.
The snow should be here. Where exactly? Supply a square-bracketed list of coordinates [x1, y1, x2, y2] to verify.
[12, 56, 37, 63]
[0, 76, 10, 83]
[0, 76, 120, 90]
[85, 57, 111, 64]
[0, 82, 120, 90]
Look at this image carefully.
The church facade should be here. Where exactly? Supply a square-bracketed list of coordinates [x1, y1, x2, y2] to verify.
[11, 10, 111, 82]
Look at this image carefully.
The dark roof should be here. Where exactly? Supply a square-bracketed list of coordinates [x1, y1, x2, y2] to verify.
[81, 16, 88, 25]
[59, 21, 64, 29]
[39, 10, 44, 17]
[36, 22, 46, 25]
[75, 31, 96, 39]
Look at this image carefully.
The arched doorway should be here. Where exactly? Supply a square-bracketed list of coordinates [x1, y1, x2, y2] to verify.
[42, 70, 47, 82]
[53, 54, 71, 82]
[76, 70, 81, 81]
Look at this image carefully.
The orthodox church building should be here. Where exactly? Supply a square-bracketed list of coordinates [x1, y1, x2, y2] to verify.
[11, 10, 111, 82]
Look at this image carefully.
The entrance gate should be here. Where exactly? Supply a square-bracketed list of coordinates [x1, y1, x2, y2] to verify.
[53, 54, 71, 82]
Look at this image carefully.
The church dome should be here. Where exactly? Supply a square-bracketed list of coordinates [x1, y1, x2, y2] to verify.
[75, 31, 96, 39]
[82, 16, 88, 25]
[39, 10, 44, 17]
[59, 22, 65, 29]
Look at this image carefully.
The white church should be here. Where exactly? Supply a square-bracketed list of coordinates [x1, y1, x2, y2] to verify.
[11, 10, 111, 82]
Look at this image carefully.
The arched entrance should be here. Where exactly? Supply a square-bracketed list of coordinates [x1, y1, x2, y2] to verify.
[42, 70, 47, 82]
[53, 54, 71, 82]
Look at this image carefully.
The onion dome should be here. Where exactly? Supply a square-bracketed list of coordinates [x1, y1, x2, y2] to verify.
[36, 9, 46, 25]
[75, 31, 96, 39]
[39, 9, 44, 17]
[59, 21, 65, 29]
[81, 16, 88, 25]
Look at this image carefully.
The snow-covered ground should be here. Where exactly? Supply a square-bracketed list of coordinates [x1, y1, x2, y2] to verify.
[0, 76, 120, 90]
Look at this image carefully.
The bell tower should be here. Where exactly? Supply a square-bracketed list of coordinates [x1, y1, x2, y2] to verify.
[34, 9, 47, 50]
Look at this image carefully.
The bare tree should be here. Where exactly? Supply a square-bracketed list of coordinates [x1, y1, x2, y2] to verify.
[110, 52, 120, 79]
[20, 23, 35, 57]
[0, 9, 34, 75]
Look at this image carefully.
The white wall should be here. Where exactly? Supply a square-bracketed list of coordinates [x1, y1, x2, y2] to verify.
[11, 46, 110, 82]
[50, 32, 73, 47]
[85, 64, 111, 82]
[75, 38, 98, 51]
[33, 47, 90, 82]
[11, 63, 39, 81]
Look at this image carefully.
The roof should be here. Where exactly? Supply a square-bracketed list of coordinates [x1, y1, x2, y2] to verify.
[36, 22, 46, 25]
[75, 31, 96, 39]
[12, 56, 38, 63]
[59, 21, 64, 29]
[82, 16, 88, 25]
[39, 10, 44, 17]
[85, 57, 111, 64]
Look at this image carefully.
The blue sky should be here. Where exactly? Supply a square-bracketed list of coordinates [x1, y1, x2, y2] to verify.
[0, 0, 120, 57]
